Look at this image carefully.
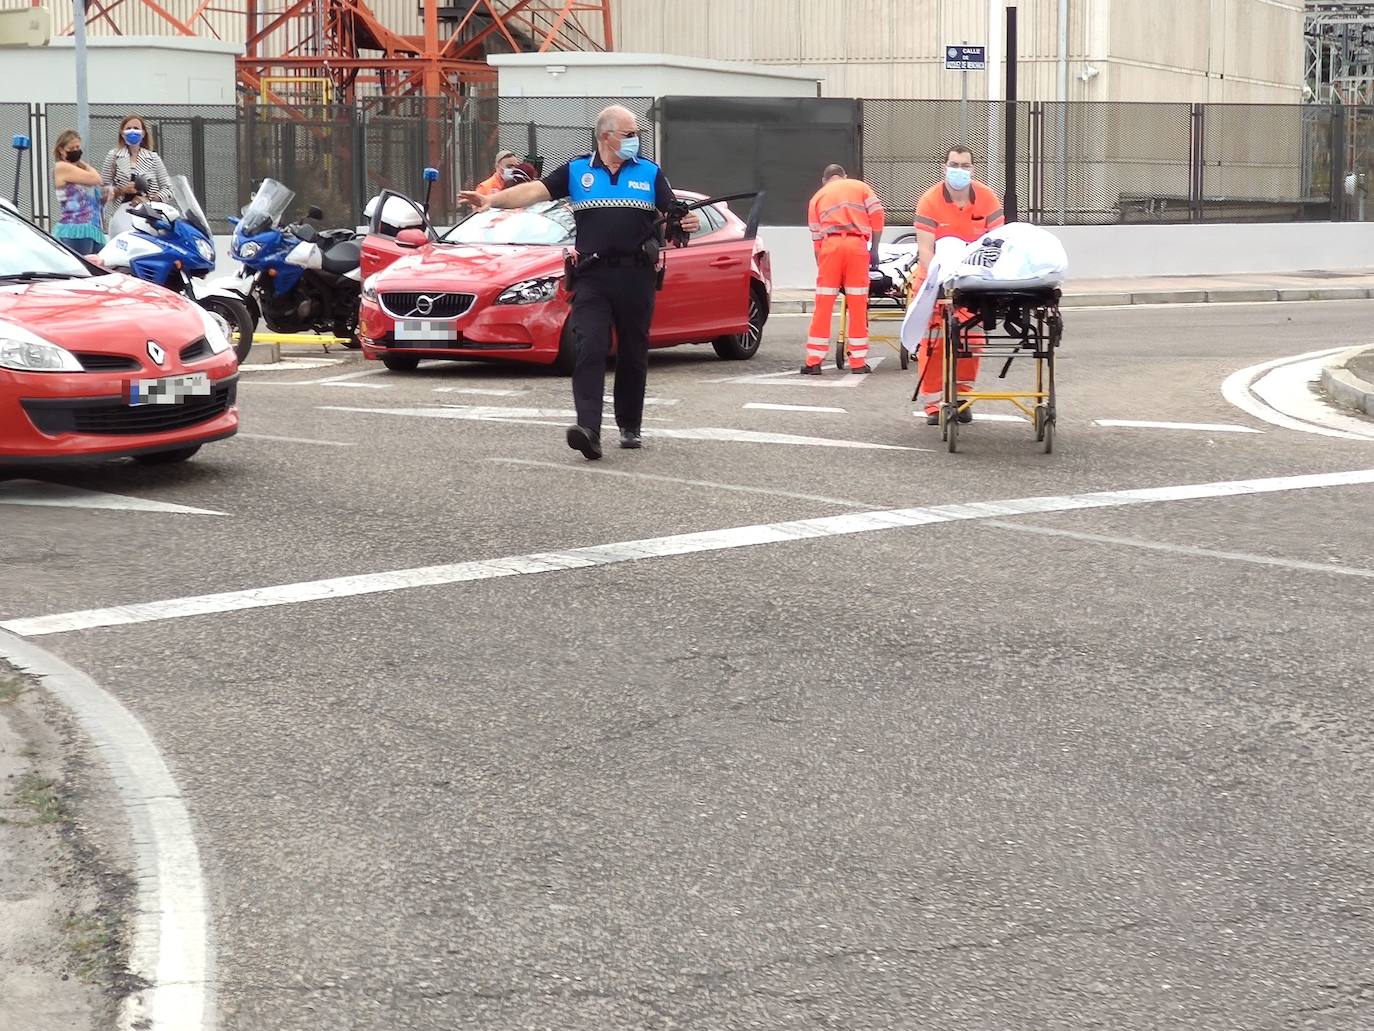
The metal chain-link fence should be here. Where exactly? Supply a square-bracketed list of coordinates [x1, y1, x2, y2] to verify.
[5, 98, 1357, 234]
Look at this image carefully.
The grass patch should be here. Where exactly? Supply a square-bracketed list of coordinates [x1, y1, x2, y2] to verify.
[63, 914, 118, 982]
[0, 675, 24, 703]
[11, 772, 67, 825]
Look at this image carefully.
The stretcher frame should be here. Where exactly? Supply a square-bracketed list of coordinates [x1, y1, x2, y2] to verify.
[837, 232, 920, 371]
[931, 284, 1064, 454]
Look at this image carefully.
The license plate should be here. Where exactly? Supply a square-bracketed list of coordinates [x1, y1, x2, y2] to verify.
[395, 319, 458, 343]
[127, 373, 210, 407]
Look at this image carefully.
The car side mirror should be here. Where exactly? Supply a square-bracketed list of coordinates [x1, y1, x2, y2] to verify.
[396, 228, 428, 249]
[308, 205, 323, 221]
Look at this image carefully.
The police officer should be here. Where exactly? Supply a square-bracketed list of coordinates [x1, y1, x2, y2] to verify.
[459, 105, 699, 461]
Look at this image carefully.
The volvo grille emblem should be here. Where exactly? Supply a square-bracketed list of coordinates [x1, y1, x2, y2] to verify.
[146, 340, 166, 365]
[413, 294, 435, 316]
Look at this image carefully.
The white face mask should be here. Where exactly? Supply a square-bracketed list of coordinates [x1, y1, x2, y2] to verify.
[500, 167, 518, 181]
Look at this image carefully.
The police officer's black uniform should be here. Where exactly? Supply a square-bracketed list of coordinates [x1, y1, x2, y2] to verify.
[541, 150, 677, 457]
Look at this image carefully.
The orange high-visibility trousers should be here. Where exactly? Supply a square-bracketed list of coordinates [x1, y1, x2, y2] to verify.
[805, 235, 870, 369]
[914, 292, 983, 415]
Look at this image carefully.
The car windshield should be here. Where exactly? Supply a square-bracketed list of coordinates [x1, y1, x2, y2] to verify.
[0, 207, 92, 280]
[444, 201, 575, 246]
[169, 175, 212, 238]
[240, 178, 296, 236]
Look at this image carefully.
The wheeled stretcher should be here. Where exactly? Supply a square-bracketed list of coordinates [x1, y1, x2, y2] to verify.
[837, 238, 921, 369]
[922, 275, 1064, 453]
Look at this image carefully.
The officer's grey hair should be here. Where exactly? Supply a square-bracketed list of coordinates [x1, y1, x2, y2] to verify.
[595, 105, 636, 138]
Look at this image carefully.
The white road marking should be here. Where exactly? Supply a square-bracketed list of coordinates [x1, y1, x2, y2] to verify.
[0, 629, 212, 1031]
[323, 406, 914, 449]
[488, 457, 876, 508]
[238, 357, 343, 372]
[433, 386, 529, 397]
[1222, 347, 1374, 441]
[235, 432, 355, 447]
[711, 356, 887, 388]
[987, 520, 1374, 580]
[312, 368, 389, 384]
[0, 480, 224, 516]
[745, 402, 848, 414]
[606, 394, 680, 406]
[319, 380, 391, 390]
[6, 466, 1374, 638]
[1093, 419, 1262, 433]
[969, 412, 1028, 423]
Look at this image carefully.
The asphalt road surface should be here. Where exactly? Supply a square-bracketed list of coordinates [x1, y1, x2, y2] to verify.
[3, 300, 1374, 1030]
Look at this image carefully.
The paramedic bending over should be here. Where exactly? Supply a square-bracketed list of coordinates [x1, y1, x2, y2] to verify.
[912, 146, 1005, 425]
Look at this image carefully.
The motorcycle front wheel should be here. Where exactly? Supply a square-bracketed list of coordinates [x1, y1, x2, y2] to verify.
[200, 296, 255, 363]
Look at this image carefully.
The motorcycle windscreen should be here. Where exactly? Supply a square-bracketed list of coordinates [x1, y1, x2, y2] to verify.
[240, 178, 296, 237]
[168, 176, 213, 239]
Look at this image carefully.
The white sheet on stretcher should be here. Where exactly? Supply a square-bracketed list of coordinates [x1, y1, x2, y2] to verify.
[900, 224, 1069, 353]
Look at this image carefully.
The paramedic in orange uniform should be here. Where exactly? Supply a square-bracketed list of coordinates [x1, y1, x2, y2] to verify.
[474, 150, 520, 197]
[802, 164, 886, 375]
[913, 146, 1006, 423]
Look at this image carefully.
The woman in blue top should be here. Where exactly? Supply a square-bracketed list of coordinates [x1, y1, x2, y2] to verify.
[51, 128, 110, 256]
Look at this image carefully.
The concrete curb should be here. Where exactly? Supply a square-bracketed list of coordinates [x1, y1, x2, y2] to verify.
[770, 285, 1374, 314]
[1320, 345, 1374, 418]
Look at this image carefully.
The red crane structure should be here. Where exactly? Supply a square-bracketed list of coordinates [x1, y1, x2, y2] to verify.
[68, 0, 615, 102]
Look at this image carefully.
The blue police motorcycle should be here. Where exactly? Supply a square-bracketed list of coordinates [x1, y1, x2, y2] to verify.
[98, 175, 255, 361]
[229, 179, 363, 346]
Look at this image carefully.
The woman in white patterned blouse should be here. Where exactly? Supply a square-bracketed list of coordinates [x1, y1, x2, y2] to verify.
[100, 113, 171, 229]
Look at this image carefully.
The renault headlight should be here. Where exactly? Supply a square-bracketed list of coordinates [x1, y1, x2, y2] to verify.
[0, 321, 82, 372]
[496, 276, 559, 306]
[196, 304, 235, 356]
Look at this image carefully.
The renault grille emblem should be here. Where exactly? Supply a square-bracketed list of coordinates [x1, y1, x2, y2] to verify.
[147, 340, 166, 365]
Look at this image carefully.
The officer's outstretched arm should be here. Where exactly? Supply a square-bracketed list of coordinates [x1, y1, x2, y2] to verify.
[489, 180, 552, 209]
[457, 180, 551, 212]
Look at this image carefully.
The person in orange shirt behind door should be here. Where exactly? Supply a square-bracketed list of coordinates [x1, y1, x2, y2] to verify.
[912, 145, 1006, 423]
[474, 150, 520, 197]
[802, 164, 885, 375]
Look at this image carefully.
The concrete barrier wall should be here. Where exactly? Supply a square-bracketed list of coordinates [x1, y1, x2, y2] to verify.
[213, 220, 1374, 290]
[753, 222, 1374, 290]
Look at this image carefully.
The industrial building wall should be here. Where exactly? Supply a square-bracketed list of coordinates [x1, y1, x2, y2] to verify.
[613, 0, 1304, 102]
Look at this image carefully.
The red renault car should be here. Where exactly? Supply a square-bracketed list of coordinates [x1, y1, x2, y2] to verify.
[0, 200, 238, 465]
[357, 191, 770, 373]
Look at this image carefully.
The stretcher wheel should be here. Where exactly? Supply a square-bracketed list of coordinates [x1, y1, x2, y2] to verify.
[835, 347, 845, 370]
[944, 404, 960, 453]
[1034, 405, 1047, 442]
[899, 347, 909, 370]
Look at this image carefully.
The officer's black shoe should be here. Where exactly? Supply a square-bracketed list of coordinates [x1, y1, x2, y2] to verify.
[566, 425, 602, 461]
[619, 427, 642, 450]
[799, 363, 823, 376]
[925, 411, 941, 426]
[850, 364, 873, 374]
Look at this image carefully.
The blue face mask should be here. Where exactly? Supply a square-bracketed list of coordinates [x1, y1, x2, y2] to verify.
[123, 129, 144, 147]
[945, 166, 972, 191]
[616, 134, 640, 161]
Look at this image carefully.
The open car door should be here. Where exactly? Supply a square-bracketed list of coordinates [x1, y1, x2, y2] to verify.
[359, 190, 439, 279]
[652, 192, 765, 345]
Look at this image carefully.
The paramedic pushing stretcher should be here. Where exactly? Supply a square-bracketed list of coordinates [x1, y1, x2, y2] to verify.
[802, 165, 886, 375]
[913, 146, 1005, 424]
[459, 105, 699, 461]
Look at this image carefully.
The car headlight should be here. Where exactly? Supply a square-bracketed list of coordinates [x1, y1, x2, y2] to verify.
[196, 238, 215, 261]
[361, 274, 379, 304]
[496, 276, 559, 306]
[237, 241, 261, 260]
[0, 321, 82, 372]
[195, 304, 235, 356]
